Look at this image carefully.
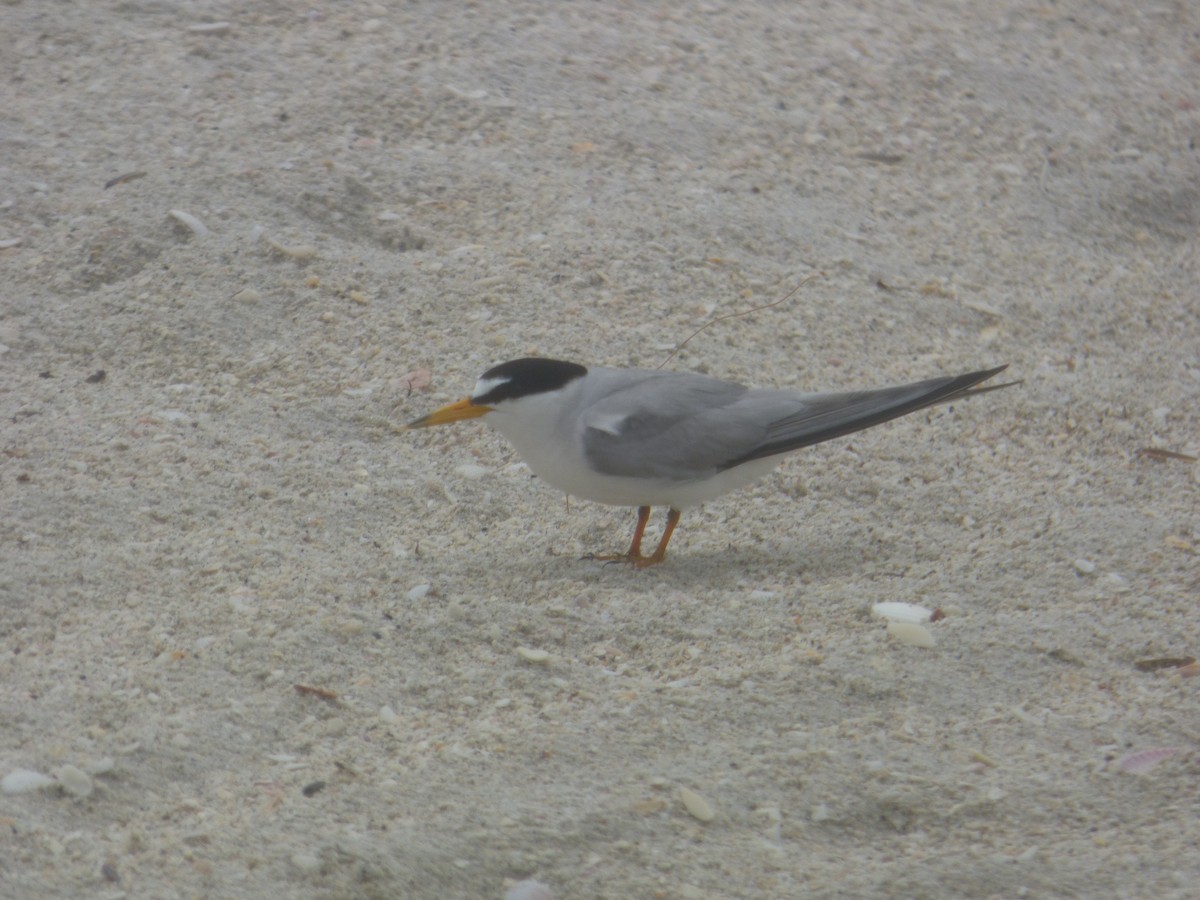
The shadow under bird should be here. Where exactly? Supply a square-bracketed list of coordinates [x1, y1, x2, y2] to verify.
[405, 358, 1013, 567]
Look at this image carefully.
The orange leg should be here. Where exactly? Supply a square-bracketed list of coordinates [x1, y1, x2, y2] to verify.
[625, 505, 652, 558]
[633, 507, 681, 568]
[586, 506, 656, 565]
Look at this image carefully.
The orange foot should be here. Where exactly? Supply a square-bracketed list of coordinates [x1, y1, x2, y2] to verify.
[583, 507, 680, 569]
[583, 550, 665, 568]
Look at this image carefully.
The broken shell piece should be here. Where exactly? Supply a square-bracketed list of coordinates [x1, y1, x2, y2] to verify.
[886, 620, 936, 648]
[871, 602, 933, 624]
[168, 209, 209, 238]
[395, 368, 432, 394]
[2, 769, 55, 794]
[1116, 747, 1187, 774]
[679, 786, 716, 822]
[188, 22, 232, 34]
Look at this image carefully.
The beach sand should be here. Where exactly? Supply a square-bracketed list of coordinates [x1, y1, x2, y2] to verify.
[2, 2, 1198, 897]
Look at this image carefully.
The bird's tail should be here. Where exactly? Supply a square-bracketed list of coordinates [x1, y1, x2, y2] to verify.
[719, 365, 1015, 469]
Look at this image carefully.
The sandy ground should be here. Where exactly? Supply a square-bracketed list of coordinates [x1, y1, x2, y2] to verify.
[3, 2, 1199, 898]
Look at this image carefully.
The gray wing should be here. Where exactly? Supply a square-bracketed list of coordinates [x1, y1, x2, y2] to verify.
[581, 366, 1009, 479]
[580, 370, 774, 480]
[717, 365, 1010, 469]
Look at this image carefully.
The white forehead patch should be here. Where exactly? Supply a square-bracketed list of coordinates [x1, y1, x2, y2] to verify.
[471, 374, 510, 401]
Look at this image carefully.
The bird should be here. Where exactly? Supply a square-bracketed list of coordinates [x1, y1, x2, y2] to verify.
[405, 357, 1012, 567]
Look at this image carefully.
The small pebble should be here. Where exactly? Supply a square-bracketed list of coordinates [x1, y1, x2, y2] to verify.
[85, 757, 115, 776]
[886, 621, 936, 648]
[266, 238, 317, 260]
[406, 583, 431, 601]
[678, 786, 716, 822]
[1072, 558, 1096, 575]
[2, 769, 55, 794]
[506, 880, 555, 900]
[290, 852, 322, 872]
[57, 764, 94, 798]
[301, 780, 326, 797]
[1102, 572, 1130, 592]
[516, 646, 550, 665]
[379, 705, 399, 724]
[454, 463, 490, 480]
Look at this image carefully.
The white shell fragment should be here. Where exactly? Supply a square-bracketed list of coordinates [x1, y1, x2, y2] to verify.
[2, 769, 55, 794]
[56, 764, 95, 797]
[187, 22, 232, 34]
[871, 602, 934, 624]
[679, 786, 716, 822]
[168, 209, 209, 238]
[516, 646, 551, 665]
[886, 620, 937, 648]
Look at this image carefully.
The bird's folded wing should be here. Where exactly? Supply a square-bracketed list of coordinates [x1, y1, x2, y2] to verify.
[582, 366, 1009, 479]
[717, 366, 1008, 469]
[580, 374, 768, 480]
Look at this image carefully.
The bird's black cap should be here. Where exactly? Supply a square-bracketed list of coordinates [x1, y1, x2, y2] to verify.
[472, 358, 588, 405]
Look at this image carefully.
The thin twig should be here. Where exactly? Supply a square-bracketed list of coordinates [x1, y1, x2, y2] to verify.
[657, 272, 822, 370]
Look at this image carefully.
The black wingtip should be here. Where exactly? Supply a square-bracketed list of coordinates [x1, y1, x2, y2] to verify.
[954, 365, 1020, 398]
[717, 363, 1017, 469]
[903, 364, 1014, 407]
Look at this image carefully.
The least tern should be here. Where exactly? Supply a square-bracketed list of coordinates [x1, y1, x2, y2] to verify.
[406, 358, 1010, 567]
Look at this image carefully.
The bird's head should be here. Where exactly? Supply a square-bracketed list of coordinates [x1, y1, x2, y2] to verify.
[404, 357, 587, 429]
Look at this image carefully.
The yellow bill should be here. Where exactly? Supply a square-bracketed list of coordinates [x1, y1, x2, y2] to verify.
[404, 397, 493, 429]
